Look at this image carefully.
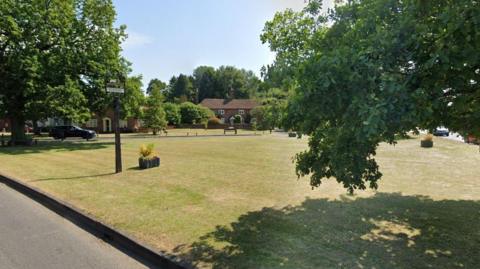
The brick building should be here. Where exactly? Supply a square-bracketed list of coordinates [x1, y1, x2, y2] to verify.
[199, 98, 259, 124]
[0, 109, 141, 134]
[82, 109, 141, 133]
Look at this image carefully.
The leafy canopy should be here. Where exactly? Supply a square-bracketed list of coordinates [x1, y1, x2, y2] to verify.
[0, 0, 126, 141]
[262, 0, 480, 193]
[142, 87, 167, 134]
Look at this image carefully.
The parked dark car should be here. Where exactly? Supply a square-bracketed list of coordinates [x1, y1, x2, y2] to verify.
[433, 127, 449, 136]
[49, 125, 96, 140]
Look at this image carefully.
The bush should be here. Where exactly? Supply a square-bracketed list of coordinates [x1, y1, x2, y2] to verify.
[179, 102, 200, 124]
[139, 144, 156, 159]
[180, 102, 213, 124]
[208, 117, 222, 125]
[251, 120, 257, 131]
[198, 106, 214, 124]
[233, 114, 242, 124]
[163, 103, 181, 125]
[244, 113, 252, 124]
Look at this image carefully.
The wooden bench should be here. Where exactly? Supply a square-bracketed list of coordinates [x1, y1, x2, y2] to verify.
[224, 127, 237, 135]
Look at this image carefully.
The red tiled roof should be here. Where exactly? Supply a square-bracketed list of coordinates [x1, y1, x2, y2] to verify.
[199, 99, 259, 109]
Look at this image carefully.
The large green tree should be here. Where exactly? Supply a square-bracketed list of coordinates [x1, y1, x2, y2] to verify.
[215, 66, 259, 99]
[142, 87, 166, 135]
[0, 0, 125, 143]
[121, 75, 145, 120]
[166, 74, 196, 103]
[193, 66, 217, 101]
[146, 78, 166, 95]
[262, 0, 480, 193]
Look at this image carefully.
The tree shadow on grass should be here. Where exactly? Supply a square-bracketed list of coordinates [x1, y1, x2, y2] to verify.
[175, 193, 480, 268]
[0, 140, 114, 155]
[30, 172, 116, 182]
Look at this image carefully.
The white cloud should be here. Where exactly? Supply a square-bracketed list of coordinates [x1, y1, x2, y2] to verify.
[122, 30, 153, 50]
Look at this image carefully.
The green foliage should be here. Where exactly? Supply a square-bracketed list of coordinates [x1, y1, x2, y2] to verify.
[165, 74, 195, 103]
[251, 120, 257, 131]
[251, 101, 286, 131]
[0, 0, 126, 142]
[142, 88, 166, 135]
[199, 105, 214, 124]
[146, 79, 167, 95]
[167, 65, 262, 102]
[179, 102, 213, 124]
[121, 76, 145, 119]
[233, 115, 242, 124]
[215, 66, 260, 99]
[45, 77, 91, 123]
[193, 66, 217, 101]
[163, 102, 181, 126]
[251, 107, 269, 130]
[263, 0, 480, 192]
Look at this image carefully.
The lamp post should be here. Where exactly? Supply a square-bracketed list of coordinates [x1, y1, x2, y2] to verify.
[106, 77, 125, 173]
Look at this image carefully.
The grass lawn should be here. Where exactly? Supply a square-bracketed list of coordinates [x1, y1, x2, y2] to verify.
[0, 134, 479, 268]
[97, 128, 261, 138]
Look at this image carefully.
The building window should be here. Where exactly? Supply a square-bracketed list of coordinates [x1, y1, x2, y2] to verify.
[239, 109, 245, 115]
[86, 119, 98, 128]
[119, 120, 128, 128]
[218, 109, 225, 115]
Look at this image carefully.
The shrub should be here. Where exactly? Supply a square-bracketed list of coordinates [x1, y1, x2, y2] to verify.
[139, 144, 156, 159]
[198, 106, 214, 124]
[163, 103, 181, 125]
[251, 120, 257, 131]
[180, 102, 214, 124]
[179, 102, 200, 124]
[233, 114, 242, 124]
[244, 113, 252, 124]
[208, 117, 222, 125]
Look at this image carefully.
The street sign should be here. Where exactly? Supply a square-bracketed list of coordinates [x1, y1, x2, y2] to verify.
[106, 87, 124, 94]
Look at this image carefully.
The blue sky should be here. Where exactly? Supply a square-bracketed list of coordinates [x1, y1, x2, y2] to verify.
[113, 0, 333, 87]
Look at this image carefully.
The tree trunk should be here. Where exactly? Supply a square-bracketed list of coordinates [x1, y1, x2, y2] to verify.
[153, 129, 157, 135]
[10, 116, 27, 145]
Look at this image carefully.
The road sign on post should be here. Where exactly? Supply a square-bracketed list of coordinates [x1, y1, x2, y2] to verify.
[106, 87, 124, 94]
[106, 78, 124, 173]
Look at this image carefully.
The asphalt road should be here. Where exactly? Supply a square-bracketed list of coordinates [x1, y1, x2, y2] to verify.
[0, 183, 148, 269]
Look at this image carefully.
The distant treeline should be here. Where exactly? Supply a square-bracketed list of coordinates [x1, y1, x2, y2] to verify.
[146, 65, 269, 103]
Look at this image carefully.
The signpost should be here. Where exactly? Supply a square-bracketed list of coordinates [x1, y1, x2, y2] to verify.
[106, 79, 125, 173]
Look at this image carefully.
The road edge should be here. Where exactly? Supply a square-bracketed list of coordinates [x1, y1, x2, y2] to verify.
[0, 173, 191, 269]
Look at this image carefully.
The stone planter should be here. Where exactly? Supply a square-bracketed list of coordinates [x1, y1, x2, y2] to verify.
[139, 156, 160, 169]
[420, 140, 433, 148]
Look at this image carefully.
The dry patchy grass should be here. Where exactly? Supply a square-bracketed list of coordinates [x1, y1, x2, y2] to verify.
[0, 134, 479, 268]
